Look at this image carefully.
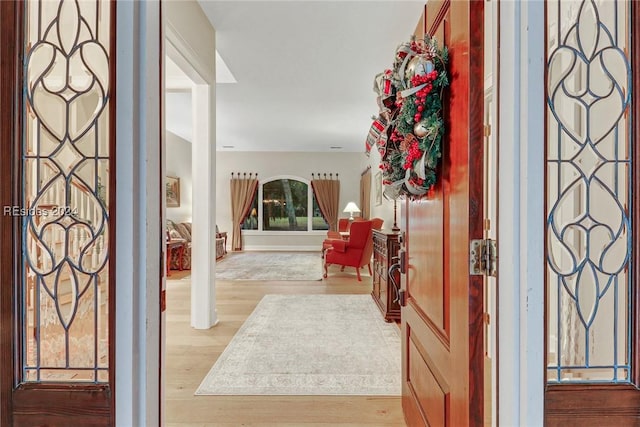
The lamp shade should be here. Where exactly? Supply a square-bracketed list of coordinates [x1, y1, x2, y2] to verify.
[343, 202, 360, 220]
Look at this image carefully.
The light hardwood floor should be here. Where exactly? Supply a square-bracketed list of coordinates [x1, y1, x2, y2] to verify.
[164, 263, 406, 427]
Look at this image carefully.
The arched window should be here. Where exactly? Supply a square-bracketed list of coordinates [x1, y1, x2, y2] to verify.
[242, 176, 328, 232]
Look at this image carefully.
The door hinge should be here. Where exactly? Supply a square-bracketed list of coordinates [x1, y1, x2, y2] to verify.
[398, 289, 407, 307]
[470, 238, 497, 276]
[484, 124, 491, 137]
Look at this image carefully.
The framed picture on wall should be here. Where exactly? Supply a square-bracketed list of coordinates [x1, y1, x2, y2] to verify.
[166, 176, 180, 207]
[375, 171, 382, 206]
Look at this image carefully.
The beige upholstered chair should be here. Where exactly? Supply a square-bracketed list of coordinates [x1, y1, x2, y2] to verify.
[215, 225, 227, 259]
[167, 220, 191, 270]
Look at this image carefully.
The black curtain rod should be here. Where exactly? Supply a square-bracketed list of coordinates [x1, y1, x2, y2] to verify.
[230, 172, 258, 178]
[311, 173, 339, 179]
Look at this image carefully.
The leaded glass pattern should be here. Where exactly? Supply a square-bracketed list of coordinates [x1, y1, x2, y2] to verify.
[22, 0, 111, 383]
[546, 0, 632, 383]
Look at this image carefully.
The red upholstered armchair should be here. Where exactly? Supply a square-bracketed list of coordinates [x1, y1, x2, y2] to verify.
[321, 217, 369, 256]
[323, 220, 373, 281]
[325, 218, 350, 240]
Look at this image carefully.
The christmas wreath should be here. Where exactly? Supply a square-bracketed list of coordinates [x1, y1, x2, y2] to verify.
[366, 35, 448, 198]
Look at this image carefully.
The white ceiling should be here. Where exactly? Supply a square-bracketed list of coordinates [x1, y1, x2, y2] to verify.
[167, 1, 426, 152]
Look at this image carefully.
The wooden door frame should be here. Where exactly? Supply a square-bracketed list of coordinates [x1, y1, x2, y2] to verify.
[482, 0, 501, 418]
[0, 1, 117, 424]
[487, 2, 501, 425]
[0, 1, 20, 424]
[543, 0, 640, 422]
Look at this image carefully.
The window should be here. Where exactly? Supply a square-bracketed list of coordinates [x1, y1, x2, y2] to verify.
[312, 196, 328, 230]
[241, 196, 258, 230]
[241, 177, 328, 232]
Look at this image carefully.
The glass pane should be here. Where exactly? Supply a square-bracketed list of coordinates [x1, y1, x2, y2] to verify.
[241, 194, 259, 230]
[22, 0, 111, 383]
[546, 0, 632, 383]
[262, 179, 308, 231]
[312, 195, 329, 230]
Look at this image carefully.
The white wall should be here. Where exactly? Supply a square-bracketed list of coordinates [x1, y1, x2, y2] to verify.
[166, 131, 192, 222]
[366, 145, 395, 228]
[165, 0, 218, 332]
[164, 0, 215, 84]
[216, 151, 368, 250]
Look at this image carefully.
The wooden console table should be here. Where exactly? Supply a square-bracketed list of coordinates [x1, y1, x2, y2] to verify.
[372, 229, 401, 322]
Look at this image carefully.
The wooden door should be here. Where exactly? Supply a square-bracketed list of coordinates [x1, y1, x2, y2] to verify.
[400, 1, 485, 426]
[0, 1, 116, 425]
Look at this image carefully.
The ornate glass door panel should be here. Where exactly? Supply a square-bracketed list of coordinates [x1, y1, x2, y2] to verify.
[545, 0, 640, 423]
[23, 0, 111, 384]
[1, 0, 115, 424]
[547, 0, 632, 384]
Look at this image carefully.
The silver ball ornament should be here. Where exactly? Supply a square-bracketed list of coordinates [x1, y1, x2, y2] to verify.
[424, 60, 434, 74]
[405, 55, 434, 81]
[413, 121, 429, 138]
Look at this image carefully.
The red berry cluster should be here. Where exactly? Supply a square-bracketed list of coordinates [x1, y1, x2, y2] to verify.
[395, 94, 404, 108]
[408, 176, 425, 187]
[389, 129, 402, 144]
[403, 141, 423, 170]
[410, 70, 439, 123]
[379, 162, 392, 172]
[409, 41, 424, 54]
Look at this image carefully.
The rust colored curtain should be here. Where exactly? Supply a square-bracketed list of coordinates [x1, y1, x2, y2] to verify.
[360, 168, 371, 219]
[311, 177, 340, 231]
[230, 174, 258, 251]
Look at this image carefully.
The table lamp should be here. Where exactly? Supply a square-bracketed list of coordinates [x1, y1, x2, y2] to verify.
[343, 202, 361, 221]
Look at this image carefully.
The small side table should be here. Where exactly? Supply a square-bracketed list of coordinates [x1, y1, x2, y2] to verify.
[166, 239, 186, 277]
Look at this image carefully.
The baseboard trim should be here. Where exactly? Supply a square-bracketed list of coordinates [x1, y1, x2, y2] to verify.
[241, 245, 320, 252]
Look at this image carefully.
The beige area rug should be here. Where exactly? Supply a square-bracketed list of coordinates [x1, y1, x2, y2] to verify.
[195, 294, 401, 396]
[215, 251, 323, 281]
